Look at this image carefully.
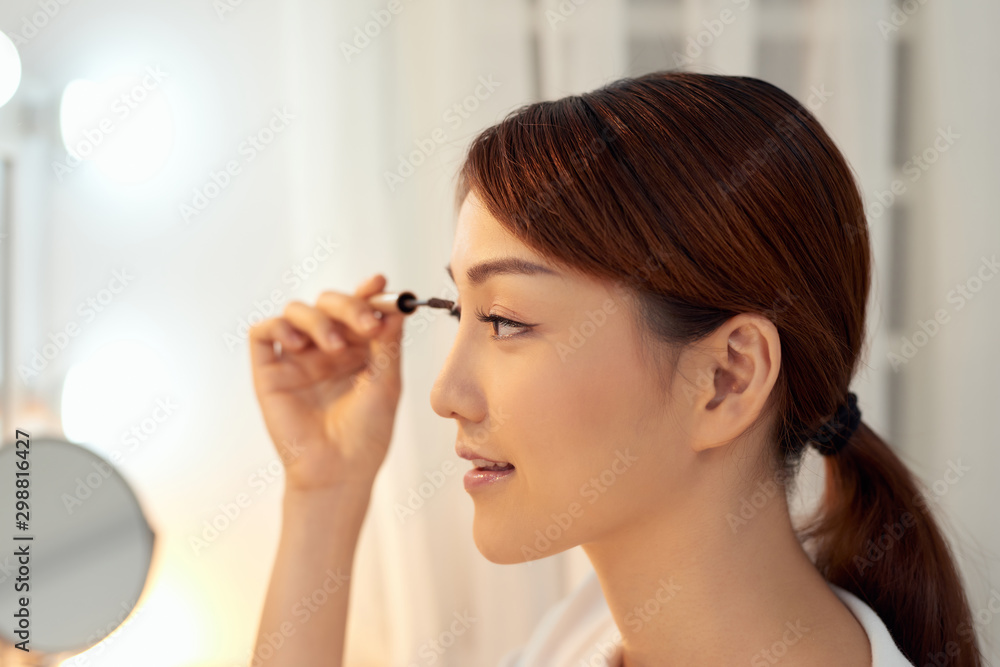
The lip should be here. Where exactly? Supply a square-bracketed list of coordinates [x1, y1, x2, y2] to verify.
[464, 466, 515, 491]
[456, 443, 516, 492]
[455, 443, 511, 466]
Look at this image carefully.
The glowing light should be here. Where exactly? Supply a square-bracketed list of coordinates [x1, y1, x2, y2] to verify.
[61, 340, 174, 461]
[59, 68, 174, 184]
[56, 567, 207, 667]
[0, 31, 21, 108]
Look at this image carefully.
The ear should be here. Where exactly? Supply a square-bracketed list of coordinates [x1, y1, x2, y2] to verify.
[677, 313, 781, 454]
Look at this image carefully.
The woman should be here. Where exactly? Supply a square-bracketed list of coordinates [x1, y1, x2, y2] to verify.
[249, 71, 984, 666]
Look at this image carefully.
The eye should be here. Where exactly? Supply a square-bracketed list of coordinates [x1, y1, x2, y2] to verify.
[448, 305, 530, 341]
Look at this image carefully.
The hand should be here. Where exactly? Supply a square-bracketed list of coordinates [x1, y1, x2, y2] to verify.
[248, 274, 405, 492]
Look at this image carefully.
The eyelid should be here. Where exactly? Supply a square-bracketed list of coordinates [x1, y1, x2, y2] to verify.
[448, 305, 532, 341]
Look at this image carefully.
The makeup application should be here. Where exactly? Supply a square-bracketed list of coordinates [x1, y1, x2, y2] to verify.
[367, 289, 518, 492]
[367, 291, 456, 316]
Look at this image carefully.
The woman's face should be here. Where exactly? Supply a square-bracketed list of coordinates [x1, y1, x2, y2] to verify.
[430, 190, 697, 564]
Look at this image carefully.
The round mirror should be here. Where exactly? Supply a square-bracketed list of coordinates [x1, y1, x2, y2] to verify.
[0, 435, 155, 663]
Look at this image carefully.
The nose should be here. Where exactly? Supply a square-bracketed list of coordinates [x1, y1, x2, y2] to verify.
[429, 336, 483, 423]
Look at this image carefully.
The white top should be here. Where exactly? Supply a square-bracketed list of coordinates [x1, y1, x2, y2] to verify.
[497, 569, 914, 666]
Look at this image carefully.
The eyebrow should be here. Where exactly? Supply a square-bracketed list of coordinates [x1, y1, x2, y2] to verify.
[446, 257, 560, 288]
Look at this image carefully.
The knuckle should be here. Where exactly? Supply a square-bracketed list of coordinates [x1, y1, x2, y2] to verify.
[321, 319, 341, 339]
[250, 317, 277, 338]
[317, 291, 373, 332]
[316, 290, 347, 315]
[317, 289, 345, 302]
[351, 301, 377, 326]
[282, 300, 307, 317]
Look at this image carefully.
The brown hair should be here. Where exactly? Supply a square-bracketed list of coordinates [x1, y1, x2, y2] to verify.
[453, 70, 983, 666]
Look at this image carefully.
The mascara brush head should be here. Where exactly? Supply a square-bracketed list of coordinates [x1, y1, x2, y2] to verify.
[424, 297, 456, 310]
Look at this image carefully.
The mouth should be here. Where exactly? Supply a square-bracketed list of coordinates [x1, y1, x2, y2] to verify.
[469, 458, 515, 472]
[464, 460, 516, 491]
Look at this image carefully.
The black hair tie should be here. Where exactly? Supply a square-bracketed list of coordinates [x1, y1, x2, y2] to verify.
[809, 391, 861, 456]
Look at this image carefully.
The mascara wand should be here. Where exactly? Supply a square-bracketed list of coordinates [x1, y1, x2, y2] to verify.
[367, 291, 456, 315]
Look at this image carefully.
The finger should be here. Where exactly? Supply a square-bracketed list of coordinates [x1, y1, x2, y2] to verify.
[354, 273, 387, 299]
[365, 304, 405, 395]
[249, 317, 308, 367]
[282, 300, 349, 353]
[315, 290, 386, 343]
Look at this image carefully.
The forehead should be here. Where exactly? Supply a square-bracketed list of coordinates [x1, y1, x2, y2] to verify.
[452, 191, 544, 268]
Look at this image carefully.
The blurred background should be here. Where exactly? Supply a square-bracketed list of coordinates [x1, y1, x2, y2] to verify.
[0, 0, 997, 665]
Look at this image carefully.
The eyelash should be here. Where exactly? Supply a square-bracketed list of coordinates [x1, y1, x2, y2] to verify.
[448, 306, 529, 341]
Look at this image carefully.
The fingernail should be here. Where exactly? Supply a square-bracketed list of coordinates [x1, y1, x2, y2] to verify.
[328, 333, 345, 349]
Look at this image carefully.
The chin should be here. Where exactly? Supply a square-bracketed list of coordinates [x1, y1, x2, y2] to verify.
[471, 512, 574, 565]
[470, 516, 523, 564]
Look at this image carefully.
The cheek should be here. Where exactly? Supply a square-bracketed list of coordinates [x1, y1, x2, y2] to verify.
[509, 333, 652, 504]
[470, 324, 675, 563]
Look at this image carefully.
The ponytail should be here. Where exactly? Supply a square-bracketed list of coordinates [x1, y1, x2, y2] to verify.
[799, 422, 985, 666]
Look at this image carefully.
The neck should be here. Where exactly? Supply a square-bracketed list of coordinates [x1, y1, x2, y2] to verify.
[582, 460, 832, 666]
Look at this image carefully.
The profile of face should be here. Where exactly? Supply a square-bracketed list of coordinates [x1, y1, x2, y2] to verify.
[430, 189, 707, 564]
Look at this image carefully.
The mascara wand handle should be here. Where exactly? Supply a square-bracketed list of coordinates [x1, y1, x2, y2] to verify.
[368, 291, 419, 315]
